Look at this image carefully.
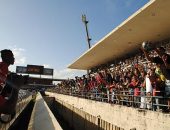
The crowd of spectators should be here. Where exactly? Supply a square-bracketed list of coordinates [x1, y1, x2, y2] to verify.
[49, 42, 170, 112]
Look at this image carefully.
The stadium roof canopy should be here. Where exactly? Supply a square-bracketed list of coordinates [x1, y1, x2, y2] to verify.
[68, 0, 170, 70]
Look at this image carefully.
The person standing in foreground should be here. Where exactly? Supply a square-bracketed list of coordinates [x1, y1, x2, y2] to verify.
[142, 44, 170, 111]
[0, 49, 15, 91]
[0, 49, 23, 111]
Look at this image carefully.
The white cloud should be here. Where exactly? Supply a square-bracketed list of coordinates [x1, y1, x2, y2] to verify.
[53, 68, 86, 79]
[12, 47, 26, 65]
[43, 64, 50, 68]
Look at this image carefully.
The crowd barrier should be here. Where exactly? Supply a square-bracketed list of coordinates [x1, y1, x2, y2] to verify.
[49, 89, 170, 112]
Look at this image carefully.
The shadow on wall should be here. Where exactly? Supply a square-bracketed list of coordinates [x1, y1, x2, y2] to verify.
[43, 96, 124, 130]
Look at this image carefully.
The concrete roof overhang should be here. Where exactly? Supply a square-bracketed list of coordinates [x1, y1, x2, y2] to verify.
[68, 0, 170, 70]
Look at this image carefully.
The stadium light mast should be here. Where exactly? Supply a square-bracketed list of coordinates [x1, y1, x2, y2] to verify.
[82, 14, 91, 49]
[82, 14, 91, 75]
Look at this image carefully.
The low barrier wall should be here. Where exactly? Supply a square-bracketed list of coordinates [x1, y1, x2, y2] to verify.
[53, 97, 124, 130]
[47, 92, 170, 130]
[28, 93, 63, 130]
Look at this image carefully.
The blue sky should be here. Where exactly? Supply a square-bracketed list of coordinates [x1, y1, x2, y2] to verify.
[0, 0, 149, 79]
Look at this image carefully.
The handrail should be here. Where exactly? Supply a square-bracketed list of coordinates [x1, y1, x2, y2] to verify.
[47, 89, 170, 112]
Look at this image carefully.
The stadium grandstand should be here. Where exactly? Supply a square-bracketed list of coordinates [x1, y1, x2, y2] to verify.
[47, 0, 170, 130]
[1, 0, 170, 130]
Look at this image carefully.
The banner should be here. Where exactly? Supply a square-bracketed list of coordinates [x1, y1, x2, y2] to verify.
[27, 65, 44, 75]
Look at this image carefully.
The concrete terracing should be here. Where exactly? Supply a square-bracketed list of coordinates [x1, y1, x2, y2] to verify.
[47, 92, 170, 130]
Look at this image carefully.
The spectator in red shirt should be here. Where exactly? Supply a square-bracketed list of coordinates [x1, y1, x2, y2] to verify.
[129, 75, 140, 107]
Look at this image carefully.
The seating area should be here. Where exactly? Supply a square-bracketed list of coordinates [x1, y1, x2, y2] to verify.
[48, 42, 170, 112]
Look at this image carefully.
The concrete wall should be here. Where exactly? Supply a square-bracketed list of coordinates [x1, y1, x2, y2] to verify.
[47, 92, 170, 130]
[54, 98, 124, 130]
[28, 93, 63, 130]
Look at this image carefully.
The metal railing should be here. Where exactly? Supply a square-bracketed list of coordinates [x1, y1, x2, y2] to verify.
[48, 88, 170, 112]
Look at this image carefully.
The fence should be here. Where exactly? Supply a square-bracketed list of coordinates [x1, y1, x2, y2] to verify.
[48, 88, 170, 112]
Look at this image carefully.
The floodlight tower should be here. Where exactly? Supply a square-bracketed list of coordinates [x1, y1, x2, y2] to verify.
[82, 14, 92, 75]
[82, 14, 91, 49]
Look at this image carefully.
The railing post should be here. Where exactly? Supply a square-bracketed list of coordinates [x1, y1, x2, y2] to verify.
[152, 96, 154, 111]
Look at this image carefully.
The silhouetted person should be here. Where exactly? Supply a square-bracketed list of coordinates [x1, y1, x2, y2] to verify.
[0, 49, 25, 123]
